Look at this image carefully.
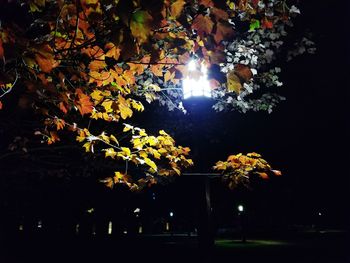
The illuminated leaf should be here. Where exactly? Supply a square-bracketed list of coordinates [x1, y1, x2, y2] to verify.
[104, 148, 117, 158]
[118, 95, 133, 119]
[249, 19, 260, 31]
[75, 89, 94, 115]
[144, 157, 157, 172]
[54, 118, 65, 130]
[110, 134, 119, 145]
[170, 0, 185, 18]
[235, 64, 253, 82]
[192, 15, 214, 37]
[227, 71, 242, 94]
[130, 10, 153, 44]
[164, 71, 175, 83]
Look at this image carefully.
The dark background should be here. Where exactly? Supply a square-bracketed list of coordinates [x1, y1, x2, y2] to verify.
[0, 0, 349, 239]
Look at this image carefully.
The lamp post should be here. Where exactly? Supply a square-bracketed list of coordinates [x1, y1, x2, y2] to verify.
[181, 59, 215, 250]
[237, 204, 246, 243]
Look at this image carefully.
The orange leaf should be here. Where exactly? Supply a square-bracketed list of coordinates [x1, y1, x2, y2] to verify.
[150, 64, 164, 77]
[59, 102, 68, 114]
[48, 131, 60, 145]
[272, 170, 282, 176]
[75, 88, 93, 115]
[170, 0, 185, 18]
[258, 172, 269, 180]
[34, 45, 58, 73]
[192, 15, 214, 37]
[262, 18, 273, 29]
[105, 43, 121, 60]
[235, 64, 253, 82]
[54, 118, 65, 130]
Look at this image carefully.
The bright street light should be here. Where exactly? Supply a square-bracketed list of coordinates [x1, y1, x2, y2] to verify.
[183, 60, 211, 99]
[238, 205, 244, 212]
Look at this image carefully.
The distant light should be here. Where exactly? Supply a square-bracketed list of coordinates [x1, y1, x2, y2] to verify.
[75, 224, 80, 234]
[238, 205, 244, 212]
[123, 230, 128, 234]
[92, 224, 96, 235]
[183, 60, 211, 99]
[138, 226, 143, 234]
[170, 212, 174, 217]
[108, 221, 112, 235]
[19, 224, 24, 231]
[37, 220, 42, 229]
[134, 208, 140, 213]
[166, 222, 170, 231]
[318, 212, 322, 216]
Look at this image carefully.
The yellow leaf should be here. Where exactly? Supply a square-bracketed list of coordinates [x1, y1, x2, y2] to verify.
[173, 166, 181, 175]
[152, 150, 161, 159]
[118, 95, 133, 119]
[227, 71, 243, 94]
[110, 134, 119, 145]
[132, 138, 143, 150]
[139, 151, 148, 158]
[99, 132, 110, 143]
[105, 148, 117, 158]
[114, 171, 124, 180]
[121, 147, 131, 156]
[170, 0, 186, 18]
[83, 141, 92, 152]
[90, 90, 104, 104]
[164, 71, 175, 83]
[123, 124, 133, 132]
[131, 100, 144, 111]
[102, 99, 114, 113]
[144, 158, 157, 172]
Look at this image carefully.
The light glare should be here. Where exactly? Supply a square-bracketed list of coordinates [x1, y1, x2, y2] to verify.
[183, 60, 211, 99]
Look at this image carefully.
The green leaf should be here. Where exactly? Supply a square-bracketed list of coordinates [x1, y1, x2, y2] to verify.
[249, 19, 260, 31]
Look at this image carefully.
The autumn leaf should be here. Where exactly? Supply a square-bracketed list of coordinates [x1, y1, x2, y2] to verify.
[170, 0, 185, 18]
[54, 118, 65, 130]
[0, 101, 3, 110]
[164, 70, 175, 83]
[75, 88, 94, 115]
[214, 22, 234, 44]
[144, 157, 157, 172]
[105, 43, 121, 60]
[130, 10, 153, 44]
[59, 102, 68, 114]
[235, 64, 253, 82]
[227, 71, 242, 94]
[192, 15, 214, 37]
[150, 64, 164, 77]
[34, 45, 58, 73]
[272, 170, 282, 176]
[47, 131, 60, 145]
[262, 18, 274, 29]
[104, 148, 117, 158]
[257, 172, 269, 179]
[118, 94, 133, 119]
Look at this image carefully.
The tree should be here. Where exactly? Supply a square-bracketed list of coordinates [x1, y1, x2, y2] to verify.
[0, 0, 311, 190]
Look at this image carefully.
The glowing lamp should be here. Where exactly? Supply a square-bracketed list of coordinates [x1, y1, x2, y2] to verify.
[183, 60, 211, 99]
